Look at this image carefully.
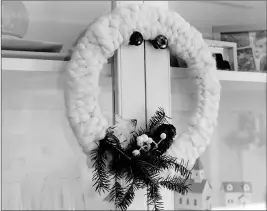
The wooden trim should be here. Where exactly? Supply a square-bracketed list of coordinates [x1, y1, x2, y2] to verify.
[111, 1, 148, 210]
[1, 57, 66, 72]
[170, 67, 267, 83]
[1, 50, 113, 63]
[1, 58, 112, 78]
[145, 44, 172, 118]
[1, 50, 71, 61]
[145, 44, 174, 211]
[0, 44, 2, 211]
[143, 1, 174, 210]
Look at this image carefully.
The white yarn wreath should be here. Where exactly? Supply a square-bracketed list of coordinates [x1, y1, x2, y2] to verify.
[65, 4, 221, 167]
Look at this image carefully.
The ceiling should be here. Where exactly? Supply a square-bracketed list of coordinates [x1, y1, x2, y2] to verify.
[198, 1, 264, 8]
[21, 1, 266, 52]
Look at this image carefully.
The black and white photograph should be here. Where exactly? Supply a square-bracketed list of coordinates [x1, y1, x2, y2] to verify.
[221, 30, 267, 72]
[1, 1, 266, 210]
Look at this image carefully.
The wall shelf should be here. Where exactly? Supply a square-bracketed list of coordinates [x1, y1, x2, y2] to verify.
[171, 67, 267, 83]
[218, 70, 266, 83]
[2, 50, 71, 61]
[1, 57, 111, 77]
[1, 50, 113, 65]
[2, 58, 267, 84]
[2, 57, 67, 72]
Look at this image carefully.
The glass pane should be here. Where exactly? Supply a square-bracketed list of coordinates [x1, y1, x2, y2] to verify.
[2, 1, 114, 210]
[170, 65, 266, 210]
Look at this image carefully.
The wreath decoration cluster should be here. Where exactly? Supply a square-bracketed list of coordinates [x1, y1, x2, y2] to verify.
[65, 3, 221, 210]
[91, 108, 192, 210]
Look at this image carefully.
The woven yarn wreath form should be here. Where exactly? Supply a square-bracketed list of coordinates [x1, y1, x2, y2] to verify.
[65, 4, 221, 170]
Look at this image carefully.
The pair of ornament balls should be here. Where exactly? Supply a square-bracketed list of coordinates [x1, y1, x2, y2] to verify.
[129, 31, 168, 49]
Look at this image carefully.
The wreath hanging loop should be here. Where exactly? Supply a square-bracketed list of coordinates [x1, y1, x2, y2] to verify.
[65, 3, 221, 210]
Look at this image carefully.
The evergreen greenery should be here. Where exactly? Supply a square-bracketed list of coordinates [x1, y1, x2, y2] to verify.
[90, 107, 193, 211]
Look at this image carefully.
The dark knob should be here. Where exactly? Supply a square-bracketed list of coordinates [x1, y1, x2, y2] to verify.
[129, 31, 143, 46]
[151, 35, 168, 49]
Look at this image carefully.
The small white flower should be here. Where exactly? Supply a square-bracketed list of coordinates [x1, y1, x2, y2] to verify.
[137, 136, 143, 141]
[141, 134, 149, 141]
[137, 139, 143, 147]
[160, 133, 167, 140]
[132, 149, 140, 156]
[147, 138, 153, 144]
[137, 136, 144, 146]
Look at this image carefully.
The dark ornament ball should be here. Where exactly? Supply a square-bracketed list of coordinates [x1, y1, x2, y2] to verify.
[129, 31, 143, 46]
[151, 35, 168, 49]
[152, 124, 176, 154]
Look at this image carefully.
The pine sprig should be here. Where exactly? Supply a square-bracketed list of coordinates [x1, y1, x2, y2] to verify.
[118, 180, 139, 211]
[173, 159, 193, 179]
[128, 127, 148, 148]
[91, 140, 111, 194]
[108, 178, 125, 208]
[133, 127, 148, 139]
[105, 134, 132, 161]
[148, 107, 171, 133]
[134, 159, 160, 182]
[160, 156, 193, 179]
[159, 175, 191, 195]
[145, 154, 192, 179]
[147, 183, 164, 211]
[90, 108, 193, 210]
[144, 154, 173, 171]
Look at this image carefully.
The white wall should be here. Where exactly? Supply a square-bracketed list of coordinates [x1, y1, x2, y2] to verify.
[21, 1, 266, 52]
[2, 69, 114, 209]
[169, 1, 266, 39]
[23, 1, 111, 52]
